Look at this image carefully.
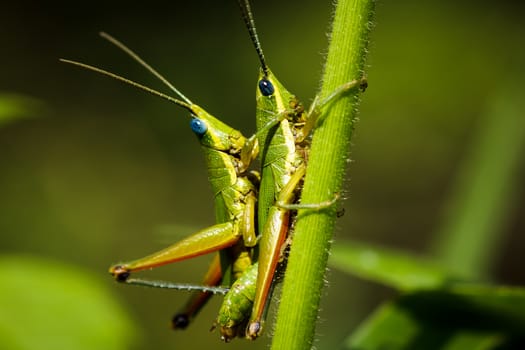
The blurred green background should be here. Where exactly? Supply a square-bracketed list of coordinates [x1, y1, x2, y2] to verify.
[1, 0, 524, 349]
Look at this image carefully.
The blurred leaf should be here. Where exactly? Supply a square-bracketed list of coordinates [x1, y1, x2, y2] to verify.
[343, 284, 525, 350]
[0, 94, 45, 127]
[330, 240, 457, 290]
[0, 255, 140, 350]
[432, 82, 525, 279]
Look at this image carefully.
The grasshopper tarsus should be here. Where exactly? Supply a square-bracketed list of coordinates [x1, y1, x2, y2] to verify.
[359, 76, 368, 92]
[219, 328, 235, 343]
[246, 321, 262, 340]
[172, 313, 190, 330]
[110, 265, 131, 282]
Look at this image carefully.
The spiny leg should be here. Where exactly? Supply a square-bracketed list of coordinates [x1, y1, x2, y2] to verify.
[172, 253, 223, 330]
[298, 77, 368, 142]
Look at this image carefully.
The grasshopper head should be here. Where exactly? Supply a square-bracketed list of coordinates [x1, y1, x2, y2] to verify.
[188, 104, 246, 154]
[255, 68, 304, 136]
[255, 68, 299, 121]
[256, 68, 292, 101]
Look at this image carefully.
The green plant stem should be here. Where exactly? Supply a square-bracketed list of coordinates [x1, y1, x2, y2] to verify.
[271, 0, 375, 348]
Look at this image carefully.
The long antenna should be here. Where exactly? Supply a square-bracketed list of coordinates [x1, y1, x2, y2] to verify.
[59, 58, 192, 110]
[238, 0, 270, 77]
[99, 32, 192, 105]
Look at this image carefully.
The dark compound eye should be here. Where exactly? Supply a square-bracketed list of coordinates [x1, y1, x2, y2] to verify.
[190, 118, 207, 136]
[258, 78, 274, 96]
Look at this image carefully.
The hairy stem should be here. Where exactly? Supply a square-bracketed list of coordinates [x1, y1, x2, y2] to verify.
[271, 0, 375, 348]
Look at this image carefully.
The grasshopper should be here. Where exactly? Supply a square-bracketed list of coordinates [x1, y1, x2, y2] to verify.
[61, 33, 263, 337]
[238, 0, 368, 338]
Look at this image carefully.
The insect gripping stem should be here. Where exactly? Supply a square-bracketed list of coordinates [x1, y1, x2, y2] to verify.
[60, 0, 370, 343]
[61, 32, 261, 341]
[238, 0, 368, 339]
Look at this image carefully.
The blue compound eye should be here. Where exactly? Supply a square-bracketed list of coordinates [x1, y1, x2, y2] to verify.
[190, 118, 207, 136]
[258, 79, 274, 96]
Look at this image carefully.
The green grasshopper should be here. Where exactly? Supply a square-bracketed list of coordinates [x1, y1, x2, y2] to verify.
[237, 0, 368, 338]
[61, 33, 263, 338]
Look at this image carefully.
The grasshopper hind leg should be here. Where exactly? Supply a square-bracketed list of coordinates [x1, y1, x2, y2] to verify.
[108, 221, 239, 279]
[172, 314, 190, 330]
[171, 253, 223, 330]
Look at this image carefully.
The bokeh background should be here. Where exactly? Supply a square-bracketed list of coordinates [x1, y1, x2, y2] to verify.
[1, 0, 524, 349]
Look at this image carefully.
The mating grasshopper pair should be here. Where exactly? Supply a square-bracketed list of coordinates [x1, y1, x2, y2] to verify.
[62, 0, 366, 341]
